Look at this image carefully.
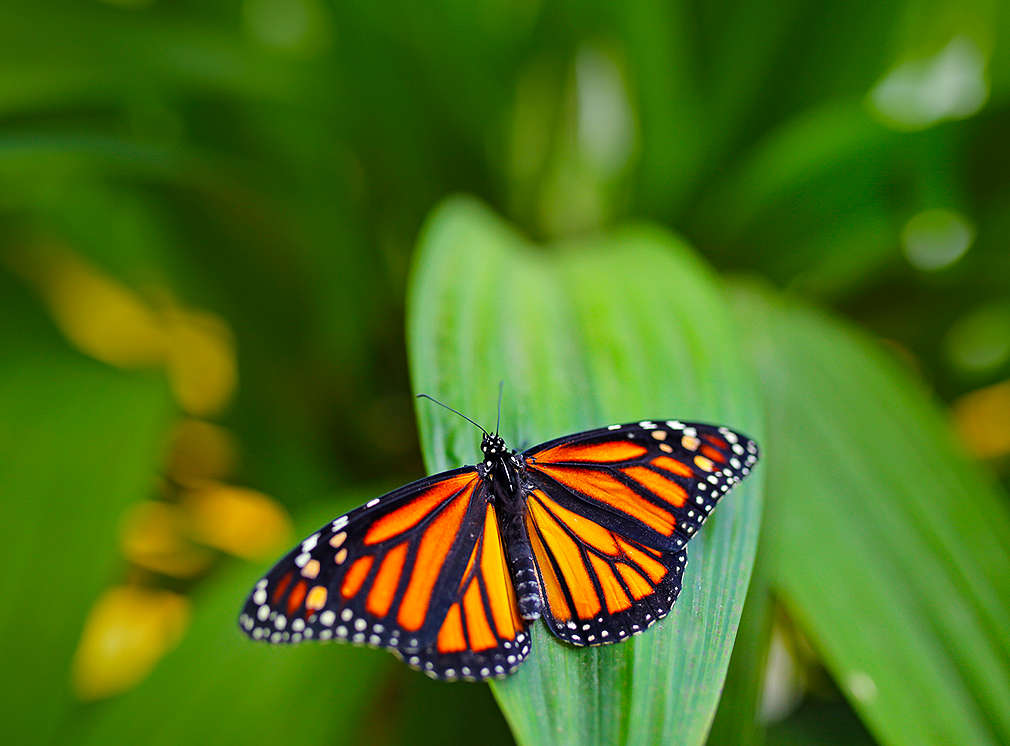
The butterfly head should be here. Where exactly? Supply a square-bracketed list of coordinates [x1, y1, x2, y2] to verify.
[481, 433, 507, 459]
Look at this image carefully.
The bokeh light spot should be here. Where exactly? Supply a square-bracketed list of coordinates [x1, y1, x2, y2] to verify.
[902, 208, 975, 271]
[870, 36, 988, 130]
[952, 380, 1010, 459]
[945, 304, 1010, 375]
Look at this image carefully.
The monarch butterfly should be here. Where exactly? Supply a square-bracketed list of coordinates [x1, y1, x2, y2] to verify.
[238, 393, 759, 681]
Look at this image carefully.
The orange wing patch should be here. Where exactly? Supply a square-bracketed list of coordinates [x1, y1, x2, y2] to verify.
[703, 434, 729, 450]
[533, 463, 676, 536]
[480, 505, 523, 639]
[433, 503, 524, 656]
[651, 455, 694, 478]
[531, 489, 618, 554]
[622, 466, 688, 508]
[527, 497, 602, 619]
[531, 440, 648, 465]
[365, 473, 476, 545]
[271, 571, 293, 604]
[397, 488, 471, 631]
[700, 444, 727, 464]
[588, 554, 632, 614]
[366, 542, 408, 617]
[616, 537, 666, 583]
[341, 556, 373, 598]
[616, 563, 652, 599]
[286, 580, 308, 616]
[436, 604, 467, 653]
[462, 579, 498, 651]
[526, 511, 573, 622]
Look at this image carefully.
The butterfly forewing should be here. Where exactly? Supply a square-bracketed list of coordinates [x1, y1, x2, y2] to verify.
[523, 420, 758, 551]
[238, 467, 530, 679]
[520, 419, 758, 643]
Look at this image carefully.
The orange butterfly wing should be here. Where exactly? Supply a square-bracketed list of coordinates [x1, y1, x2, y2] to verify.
[238, 468, 529, 679]
[521, 420, 758, 643]
[421, 500, 530, 678]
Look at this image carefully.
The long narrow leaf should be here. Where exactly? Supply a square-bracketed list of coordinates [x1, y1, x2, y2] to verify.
[733, 284, 1010, 746]
[407, 198, 764, 746]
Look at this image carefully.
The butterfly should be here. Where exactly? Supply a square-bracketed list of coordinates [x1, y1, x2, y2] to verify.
[238, 395, 759, 681]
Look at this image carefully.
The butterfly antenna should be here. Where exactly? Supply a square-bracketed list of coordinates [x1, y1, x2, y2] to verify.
[416, 393, 489, 436]
[495, 381, 503, 436]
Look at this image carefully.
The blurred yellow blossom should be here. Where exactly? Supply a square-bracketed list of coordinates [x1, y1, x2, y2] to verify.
[120, 500, 216, 578]
[166, 419, 240, 482]
[72, 586, 190, 701]
[164, 307, 238, 417]
[181, 482, 293, 560]
[952, 380, 1010, 459]
[12, 247, 167, 367]
[10, 246, 237, 416]
[16, 247, 288, 698]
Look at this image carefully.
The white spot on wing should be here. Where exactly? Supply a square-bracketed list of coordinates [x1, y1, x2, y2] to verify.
[301, 533, 319, 552]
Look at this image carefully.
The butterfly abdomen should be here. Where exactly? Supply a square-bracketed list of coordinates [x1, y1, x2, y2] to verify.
[504, 523, 542, 620]
[490, 458, 543, 620]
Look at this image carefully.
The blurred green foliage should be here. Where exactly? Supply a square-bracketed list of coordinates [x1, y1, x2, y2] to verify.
[2, 1, 1009, 745]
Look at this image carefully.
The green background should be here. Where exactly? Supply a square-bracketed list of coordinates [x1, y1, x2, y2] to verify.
[2, 1, 1008, 745]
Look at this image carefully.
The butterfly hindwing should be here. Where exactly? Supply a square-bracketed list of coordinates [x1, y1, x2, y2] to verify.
[524, 482, 688, 644]
[238, 467, 530, 679]
[520, 419, 758, 644]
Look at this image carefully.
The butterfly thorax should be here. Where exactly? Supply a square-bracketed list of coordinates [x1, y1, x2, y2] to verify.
[478, 434, 520, 486]
[478, 433, 543, 620]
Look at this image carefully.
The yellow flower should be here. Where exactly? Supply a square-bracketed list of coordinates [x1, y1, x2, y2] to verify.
[181, 482, 293, 560]
[120, 501, 216, 578]
[72, 587, 189, 701]
[12, 247, 167, 367]
[11, 246, 238, 416]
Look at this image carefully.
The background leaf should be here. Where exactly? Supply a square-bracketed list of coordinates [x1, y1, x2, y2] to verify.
[732, 283, 1010, 746]
[0, 274, 174, 744]
[407, 197, 764, 746]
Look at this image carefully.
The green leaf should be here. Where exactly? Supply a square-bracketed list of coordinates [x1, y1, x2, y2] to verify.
[407, 197, 764, 746]
[0, 272, 174, 744]
[732, 284, 1010, 746]
[707, 554, 774, 746]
